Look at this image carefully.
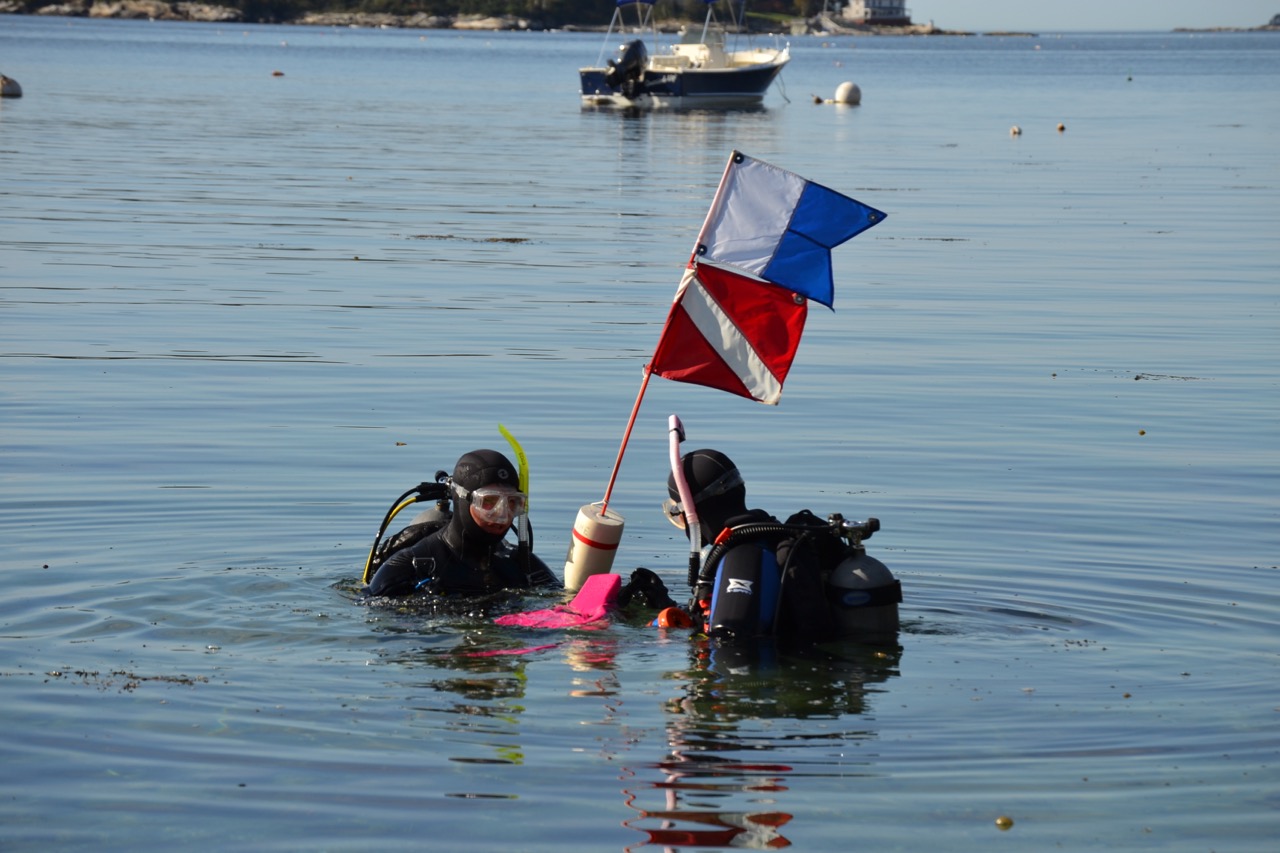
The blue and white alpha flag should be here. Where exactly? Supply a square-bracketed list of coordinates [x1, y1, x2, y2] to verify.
[691, 150, 885, 309]
[648, 150, 886, 404]
[599, 150, 886, 509]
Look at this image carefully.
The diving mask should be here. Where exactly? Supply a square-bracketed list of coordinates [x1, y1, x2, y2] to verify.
[662, 465, 743, 531]
[466, 486, 528, 524]
[661, 497, 686, 531]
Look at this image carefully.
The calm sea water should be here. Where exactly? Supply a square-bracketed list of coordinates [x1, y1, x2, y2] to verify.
[1, 15, 1277, 851]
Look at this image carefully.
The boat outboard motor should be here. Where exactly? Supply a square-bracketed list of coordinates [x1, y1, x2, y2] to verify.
[825, 517, 902, 642]
[605, 39, 648, 95]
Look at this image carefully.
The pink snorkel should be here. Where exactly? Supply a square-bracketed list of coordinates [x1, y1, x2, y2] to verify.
[668, 414, 702, 588]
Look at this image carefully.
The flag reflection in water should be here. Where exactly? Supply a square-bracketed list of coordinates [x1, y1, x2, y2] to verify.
[621, 639, 902, 849]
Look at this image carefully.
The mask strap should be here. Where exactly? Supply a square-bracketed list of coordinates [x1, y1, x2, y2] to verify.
[691, 467, 743, 504]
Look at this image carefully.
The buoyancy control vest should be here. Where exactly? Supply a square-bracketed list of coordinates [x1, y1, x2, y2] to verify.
[693, 509, 902, 644]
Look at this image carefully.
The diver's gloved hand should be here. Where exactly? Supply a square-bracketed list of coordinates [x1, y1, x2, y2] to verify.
[618, 567, 678, 609]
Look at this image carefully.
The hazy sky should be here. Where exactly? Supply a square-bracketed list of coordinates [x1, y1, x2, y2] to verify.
[907, 0, 1276, 32]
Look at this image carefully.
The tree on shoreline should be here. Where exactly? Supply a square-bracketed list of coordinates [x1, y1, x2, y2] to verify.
[4, 0, 813, 28]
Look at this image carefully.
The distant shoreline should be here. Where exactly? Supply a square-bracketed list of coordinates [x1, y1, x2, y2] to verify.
[2, 3, 1277, 35]
[1173, 26, 1280, 33]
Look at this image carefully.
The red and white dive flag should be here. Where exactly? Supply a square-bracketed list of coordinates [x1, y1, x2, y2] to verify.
[647, 151, 886, 405]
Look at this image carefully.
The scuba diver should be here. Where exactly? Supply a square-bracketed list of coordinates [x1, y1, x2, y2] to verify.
[665, 448, 902, 645]
[364, 449, 559, 598]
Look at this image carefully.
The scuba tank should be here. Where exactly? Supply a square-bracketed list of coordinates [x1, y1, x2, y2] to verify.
[691, 513, 901, 644]
[825, 518, 902, 640]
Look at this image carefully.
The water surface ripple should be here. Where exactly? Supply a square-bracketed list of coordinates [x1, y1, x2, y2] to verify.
[1, 17, 1277, 852]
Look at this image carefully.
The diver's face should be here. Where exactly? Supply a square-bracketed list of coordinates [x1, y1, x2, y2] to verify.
[467, 484, 526, 534]
[470, 504, 510, 536]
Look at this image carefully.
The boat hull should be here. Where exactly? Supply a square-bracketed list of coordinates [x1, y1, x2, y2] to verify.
[580, 54, 788, 109]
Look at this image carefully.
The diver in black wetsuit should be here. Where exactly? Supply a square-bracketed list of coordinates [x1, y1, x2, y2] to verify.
[364, 449, 559, 598]
[667, 448, 843, 643]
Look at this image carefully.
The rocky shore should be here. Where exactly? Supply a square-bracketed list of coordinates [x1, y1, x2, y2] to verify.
[0, 1, 548, 26]
[2, 0, 236, 20]
[4, 2, 1277, 33]
[2, 0, 240, 20]
[0, 1, 967, 33]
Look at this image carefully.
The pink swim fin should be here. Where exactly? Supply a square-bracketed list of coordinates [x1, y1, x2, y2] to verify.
[494, 573, 621, 629]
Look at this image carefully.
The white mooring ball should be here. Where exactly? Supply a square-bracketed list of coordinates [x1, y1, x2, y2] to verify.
[833, 81, 861, 105]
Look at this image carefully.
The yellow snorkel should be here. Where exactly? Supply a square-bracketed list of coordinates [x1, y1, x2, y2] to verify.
[499, 423, 533, 572]
[498, 423, 529, 496]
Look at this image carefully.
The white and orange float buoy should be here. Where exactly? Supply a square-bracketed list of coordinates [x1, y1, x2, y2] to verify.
[563, 502, 624, 591]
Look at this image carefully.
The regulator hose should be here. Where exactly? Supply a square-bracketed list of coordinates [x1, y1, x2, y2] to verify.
[694, 513, 841, 584]
[695, 521, 793, 590]
[360, 473, 450, 584]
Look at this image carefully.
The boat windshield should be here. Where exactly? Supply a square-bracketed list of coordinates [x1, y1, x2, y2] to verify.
[680, 25, 726, 47]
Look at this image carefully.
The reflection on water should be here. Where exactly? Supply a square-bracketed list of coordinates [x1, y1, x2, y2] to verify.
[2, 18, 1276, 851]
[622, 640, 901, 849]
[356, 601, 904, 849]
[580, 103, 784, 180]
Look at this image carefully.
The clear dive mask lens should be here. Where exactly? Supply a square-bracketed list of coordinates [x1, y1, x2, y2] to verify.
[661, 497, 687, 530]
[469, 487, 527, 523]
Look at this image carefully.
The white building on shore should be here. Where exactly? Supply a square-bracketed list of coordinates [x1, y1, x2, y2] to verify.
[838, 0, 913, 25]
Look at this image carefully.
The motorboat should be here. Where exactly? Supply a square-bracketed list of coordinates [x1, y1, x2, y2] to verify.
[579, 0, 790, 109]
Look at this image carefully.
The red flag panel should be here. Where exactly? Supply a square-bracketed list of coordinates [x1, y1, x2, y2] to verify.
[648, 264, 808, 405]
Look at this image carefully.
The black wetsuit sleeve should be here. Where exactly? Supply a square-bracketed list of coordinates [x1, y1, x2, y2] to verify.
[365, 548, 424, 597]
[367, 532, 556, 596]
[524, 553, 560, 589]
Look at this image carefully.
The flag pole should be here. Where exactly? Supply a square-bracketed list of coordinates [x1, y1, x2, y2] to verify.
[597, 160, 734, 514]
[599, 269, 696, 514]
[600, 366, 653, 515]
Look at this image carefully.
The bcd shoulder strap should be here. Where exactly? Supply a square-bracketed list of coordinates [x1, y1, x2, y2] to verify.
[371, 519, 448, 574]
